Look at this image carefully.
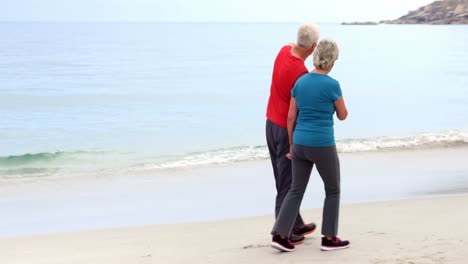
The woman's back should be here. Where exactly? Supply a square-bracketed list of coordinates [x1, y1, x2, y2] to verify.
[292, 72, 342, 147]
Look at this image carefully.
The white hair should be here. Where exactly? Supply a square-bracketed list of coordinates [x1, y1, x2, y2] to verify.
[296, 23, 320, 49]
[313, 39, 339, 70]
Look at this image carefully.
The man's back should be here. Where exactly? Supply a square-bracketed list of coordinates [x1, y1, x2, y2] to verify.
[266, 45, 308, 128]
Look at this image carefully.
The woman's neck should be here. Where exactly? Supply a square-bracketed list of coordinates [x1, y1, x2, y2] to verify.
[312, 67, 331, 75]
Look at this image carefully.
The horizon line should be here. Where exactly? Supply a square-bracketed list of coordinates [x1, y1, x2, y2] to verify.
[0, 20, 356, 24]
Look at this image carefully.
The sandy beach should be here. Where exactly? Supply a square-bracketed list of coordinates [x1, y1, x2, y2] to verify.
[1, 194, 467, 264]
[1, 147, 468, 263]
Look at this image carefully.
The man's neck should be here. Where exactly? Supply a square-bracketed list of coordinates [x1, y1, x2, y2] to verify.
[290, 44, 310, 61]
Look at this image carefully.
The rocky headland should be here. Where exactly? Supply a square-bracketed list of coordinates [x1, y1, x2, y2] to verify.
[382, 0, 468, 24]
[342, 0, 468, 25]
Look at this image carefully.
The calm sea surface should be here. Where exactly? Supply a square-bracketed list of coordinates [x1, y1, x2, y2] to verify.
[1, 22, 467, 180]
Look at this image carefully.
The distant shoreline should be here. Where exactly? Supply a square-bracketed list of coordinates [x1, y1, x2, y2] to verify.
[341, 21, 378, 25]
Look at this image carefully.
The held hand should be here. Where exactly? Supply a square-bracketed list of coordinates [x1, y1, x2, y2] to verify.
[286, 146, 293, 160]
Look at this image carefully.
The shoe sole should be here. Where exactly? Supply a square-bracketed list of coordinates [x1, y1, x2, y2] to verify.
[290, 239, 304, 245]
[295, 226, 317, 236]
[291, 239, 305, 246]
[271, 242, 295, 252]
[320, 244, 350, 251]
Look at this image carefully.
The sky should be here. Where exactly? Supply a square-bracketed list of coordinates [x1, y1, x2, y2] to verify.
[1, 0, 435, 23]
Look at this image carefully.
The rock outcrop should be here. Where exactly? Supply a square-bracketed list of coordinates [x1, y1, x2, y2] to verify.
[381, 0, 468, 24]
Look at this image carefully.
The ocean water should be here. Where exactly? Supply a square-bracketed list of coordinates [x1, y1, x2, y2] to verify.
[1, 22, 468, 181]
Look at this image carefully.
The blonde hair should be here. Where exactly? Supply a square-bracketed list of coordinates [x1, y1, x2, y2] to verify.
[313, 39, 339, 70]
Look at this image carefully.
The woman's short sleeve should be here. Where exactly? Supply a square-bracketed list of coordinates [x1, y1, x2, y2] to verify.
[291, 83, 298, 98]
[330, 81, 342, 102]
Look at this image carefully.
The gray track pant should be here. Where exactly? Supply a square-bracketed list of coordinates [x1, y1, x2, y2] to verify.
[266, 119, 305, 229]
[271, 144, 341, 237]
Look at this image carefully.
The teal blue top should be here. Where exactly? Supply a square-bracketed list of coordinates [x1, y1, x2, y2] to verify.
[291, 72, 342, 147]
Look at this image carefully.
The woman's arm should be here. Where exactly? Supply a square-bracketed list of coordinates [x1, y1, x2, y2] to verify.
[334, 96, 348, 120]
[286, 97, 298, 159]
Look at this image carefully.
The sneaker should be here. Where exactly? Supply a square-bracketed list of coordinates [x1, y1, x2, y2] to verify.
[292, 223, 317, 236]
[289, 234, 305, 245]
[271, 234, 295, 252]
[320, 236, 350, 251]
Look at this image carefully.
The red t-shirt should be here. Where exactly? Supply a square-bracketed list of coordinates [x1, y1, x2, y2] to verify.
[266, 45, 308, 128]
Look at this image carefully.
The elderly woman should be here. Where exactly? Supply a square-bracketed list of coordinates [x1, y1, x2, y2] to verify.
[270, 39, 349, 252]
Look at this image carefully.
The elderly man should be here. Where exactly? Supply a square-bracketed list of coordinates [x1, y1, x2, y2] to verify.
[265, 23, 320, 245]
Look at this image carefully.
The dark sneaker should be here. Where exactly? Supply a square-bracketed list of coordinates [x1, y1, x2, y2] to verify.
[271, 234, 295, 252]
[292, 223, 317, 236]
[289, 234, 305, 245]
[320, 236, 350, 251]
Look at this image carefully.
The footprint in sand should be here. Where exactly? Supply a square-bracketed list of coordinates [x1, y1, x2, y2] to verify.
[242, 244, 270, 249]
